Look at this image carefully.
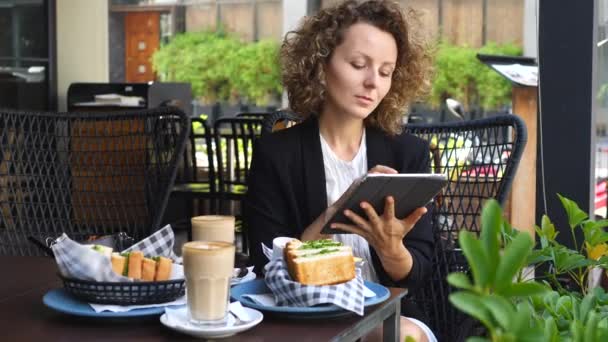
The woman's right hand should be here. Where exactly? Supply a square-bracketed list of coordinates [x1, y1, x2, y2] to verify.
[300, 164, 399, 241]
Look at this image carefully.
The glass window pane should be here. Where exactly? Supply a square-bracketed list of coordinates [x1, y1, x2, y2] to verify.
[595, 0, 608, 218]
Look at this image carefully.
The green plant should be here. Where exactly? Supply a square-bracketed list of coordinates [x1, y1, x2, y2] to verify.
[448, 198, 608, 341]
[528, 194, 608, 295]
[152, 30, 282, 105]
[228, 39, 282, 105]
[152, 30, 242, 102]
[429, 41, 522, 110]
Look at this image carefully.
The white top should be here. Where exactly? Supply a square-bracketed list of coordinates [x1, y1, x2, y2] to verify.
[319, 130, 379, 282]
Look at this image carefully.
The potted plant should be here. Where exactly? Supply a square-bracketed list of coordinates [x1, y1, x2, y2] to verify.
[448, 196, 608, 341]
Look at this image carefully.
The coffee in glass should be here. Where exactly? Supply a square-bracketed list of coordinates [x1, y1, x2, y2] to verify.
[191, 215, 235, 243]
[182, 240, 235, 326]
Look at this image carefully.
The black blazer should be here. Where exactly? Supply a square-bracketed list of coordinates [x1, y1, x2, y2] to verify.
[244, 117, 434, 293]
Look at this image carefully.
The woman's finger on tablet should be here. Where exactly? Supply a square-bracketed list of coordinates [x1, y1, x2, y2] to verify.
[368, 165, 398, 174]
[343, 209, 373, 232]
[360, 201, 381, 226]
[383, 196, 396, 219]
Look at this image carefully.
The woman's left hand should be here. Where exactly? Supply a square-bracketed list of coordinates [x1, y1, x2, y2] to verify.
[330, 196, 427, 256]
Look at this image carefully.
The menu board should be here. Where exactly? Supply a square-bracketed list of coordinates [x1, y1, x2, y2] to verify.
[477, 53, 538, 87]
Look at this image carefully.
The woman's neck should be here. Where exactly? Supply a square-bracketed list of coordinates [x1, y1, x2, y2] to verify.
[318, 112, 365, 162]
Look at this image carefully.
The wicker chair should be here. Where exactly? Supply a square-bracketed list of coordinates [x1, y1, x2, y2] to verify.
[213, 117, 264, 254]
[261, 110, 302, 136]
[404, 114, 527, 341]
[171, 117, 219, 215]
[0, 107, 189, 256]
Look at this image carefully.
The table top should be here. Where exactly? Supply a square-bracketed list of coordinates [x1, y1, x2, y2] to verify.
[1, 256, 406, 341]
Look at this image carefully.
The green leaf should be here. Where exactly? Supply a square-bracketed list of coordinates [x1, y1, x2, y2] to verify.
[459, 231, 492, 288]
[499, 281, 548, 298]
[465, 337, 491, 342]
[481, 295, 514, 329]
[582, 220, 608, 246]
[570, 319, 584, 342]
[511, 301, 534, 336]
[494, 233, 534, 292]
[447, 272, 474, 290]
[543, 316, 559, 342]
[579, 293, 596, 324]
[480, 199, 502, 280]
[553, 247, 593, 273]
[557, 193, 588, 229]
[526, 248, 553, 265]
[540, 215, 558, 242]
[584, 310, 599, 342]
[449, 292, 494, 328]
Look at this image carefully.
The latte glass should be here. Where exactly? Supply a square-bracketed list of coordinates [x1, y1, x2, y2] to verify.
[182, 241, 235, 326]
[191, 215, 235, 243]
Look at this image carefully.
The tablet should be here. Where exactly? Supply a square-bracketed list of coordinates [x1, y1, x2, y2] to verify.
[321, 173, 448, 234]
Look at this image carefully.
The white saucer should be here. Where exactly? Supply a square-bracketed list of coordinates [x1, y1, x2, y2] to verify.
[160, 306, 263, 339]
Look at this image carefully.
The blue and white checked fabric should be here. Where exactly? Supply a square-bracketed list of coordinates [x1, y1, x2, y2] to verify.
[123, 225, 179, 260]
[52, 225, 178, 282]
[264, 258, 366, 315]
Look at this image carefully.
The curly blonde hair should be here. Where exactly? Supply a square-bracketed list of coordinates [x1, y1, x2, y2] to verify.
[281, 0, 433, 135]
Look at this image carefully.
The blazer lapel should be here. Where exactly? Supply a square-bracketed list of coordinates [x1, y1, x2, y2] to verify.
[366, 125, 394, 170]
[300, 117, 327, 226]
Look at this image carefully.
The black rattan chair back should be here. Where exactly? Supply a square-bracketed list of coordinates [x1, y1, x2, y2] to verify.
[213, 117, 263, 201]
[261, 110, 302, 136]
[236, 112, 270, 120]
[404, 114, 527, 340]
[213, 117, 263, 253]
[0, 107, 189, 256]
[172, 117, 219, 213]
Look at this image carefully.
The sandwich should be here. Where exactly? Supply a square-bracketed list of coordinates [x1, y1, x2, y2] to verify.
[110, 251, 173, 281]
[284, 239, 356, 286]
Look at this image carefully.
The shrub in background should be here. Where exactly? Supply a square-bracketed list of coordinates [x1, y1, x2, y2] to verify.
[152, 30, 282, 106]
[429, 41, 522, 111]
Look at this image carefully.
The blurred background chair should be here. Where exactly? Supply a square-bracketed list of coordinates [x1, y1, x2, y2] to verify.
[0, 107, 189, 256]
[261, 109, 302, 136]
[213, 116, 264, 255]
[236, 112, 270, 120]
[404, 114, 527, 341]
[171, 117, 219, 219]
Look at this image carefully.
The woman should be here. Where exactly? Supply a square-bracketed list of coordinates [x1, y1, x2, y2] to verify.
[244, 1, 435, 340]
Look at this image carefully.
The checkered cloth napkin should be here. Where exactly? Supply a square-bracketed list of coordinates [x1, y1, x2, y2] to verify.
[264, 258, 366, 315]
[52, 225, 179, 282]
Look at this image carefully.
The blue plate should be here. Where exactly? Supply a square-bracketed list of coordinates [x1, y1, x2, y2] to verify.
[43, 288, 184, 318]
[230, 279, 390, 319]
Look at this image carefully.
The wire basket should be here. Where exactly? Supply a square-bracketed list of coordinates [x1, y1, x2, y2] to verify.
[59, 274, 186, 305]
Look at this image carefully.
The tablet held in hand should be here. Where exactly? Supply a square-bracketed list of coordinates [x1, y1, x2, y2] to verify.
[321, 173, 448, 234]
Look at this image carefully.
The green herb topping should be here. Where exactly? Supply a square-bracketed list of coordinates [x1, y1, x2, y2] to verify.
[298, 239, 342, 250]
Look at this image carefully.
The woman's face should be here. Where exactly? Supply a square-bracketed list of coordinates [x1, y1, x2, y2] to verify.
[322, 22, 398, 121]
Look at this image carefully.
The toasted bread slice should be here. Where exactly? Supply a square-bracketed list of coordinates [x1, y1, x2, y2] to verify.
[155, 257, 172, 281]
[127, 251, 143, 280]
[141, 257, 156, 281]
[110, 253, 126, 276]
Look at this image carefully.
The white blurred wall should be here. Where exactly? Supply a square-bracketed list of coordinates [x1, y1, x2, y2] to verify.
[56, 0, 109, 111]
[523, 0, 538, 58]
